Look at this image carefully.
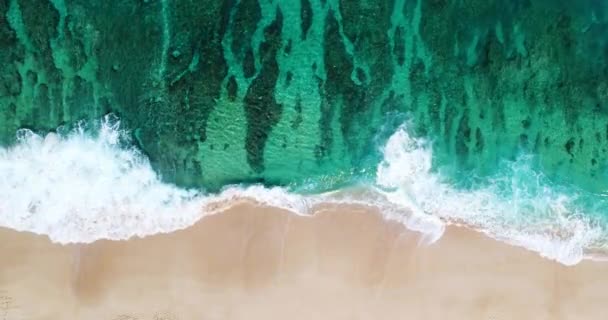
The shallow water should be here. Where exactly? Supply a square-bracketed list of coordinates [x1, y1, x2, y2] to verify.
[2, 0, 608, 191]
[1, 0, 608, 264]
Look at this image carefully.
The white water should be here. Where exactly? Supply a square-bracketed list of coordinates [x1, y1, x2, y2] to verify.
[376, 125, 605, 265]
[0, 118, 316, 243]
[0, 118, 604, 265]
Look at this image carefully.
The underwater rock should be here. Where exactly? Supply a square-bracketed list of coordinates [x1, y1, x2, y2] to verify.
[1, 0, 608, 192]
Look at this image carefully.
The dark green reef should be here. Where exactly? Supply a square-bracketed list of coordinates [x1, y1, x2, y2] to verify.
[1, 0, 608, 192]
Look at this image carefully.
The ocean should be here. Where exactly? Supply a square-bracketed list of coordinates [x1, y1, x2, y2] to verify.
[1, 0, 608, 265]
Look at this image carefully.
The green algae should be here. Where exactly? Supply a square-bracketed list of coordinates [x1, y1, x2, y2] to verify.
[1, 0, 608, 194]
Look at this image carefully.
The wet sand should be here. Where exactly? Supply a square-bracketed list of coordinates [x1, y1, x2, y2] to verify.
[0, 203, 606, 319]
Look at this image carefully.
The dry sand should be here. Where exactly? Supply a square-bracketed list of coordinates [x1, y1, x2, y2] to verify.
[0, 203, 606, 320]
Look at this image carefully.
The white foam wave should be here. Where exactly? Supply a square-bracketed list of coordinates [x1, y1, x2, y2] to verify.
[0, 116, 416, 244]
[375, 125, 605, 265]
[1, 117, 604, 265]
[0, 118, 321, 243]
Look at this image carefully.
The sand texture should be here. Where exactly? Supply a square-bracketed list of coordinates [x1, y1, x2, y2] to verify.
[0, 203, 606, 320]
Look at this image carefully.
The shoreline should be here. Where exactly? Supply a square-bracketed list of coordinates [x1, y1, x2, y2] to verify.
[1, 202, 607, 319]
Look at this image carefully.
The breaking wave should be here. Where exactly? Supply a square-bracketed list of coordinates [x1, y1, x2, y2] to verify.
[0, 116, 606, 265]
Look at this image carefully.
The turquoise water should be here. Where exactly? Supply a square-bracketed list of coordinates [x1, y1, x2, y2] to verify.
[2, 0, 608, 263]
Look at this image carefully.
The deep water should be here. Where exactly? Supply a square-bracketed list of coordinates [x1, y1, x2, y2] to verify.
[2, 0, 608, 193]
[2, 0, 608, 263]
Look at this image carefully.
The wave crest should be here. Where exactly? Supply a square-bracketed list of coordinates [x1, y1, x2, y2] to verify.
[1, 117, 605, 266]
[0, 117, 319, 243]
[376, 126, 606, 265]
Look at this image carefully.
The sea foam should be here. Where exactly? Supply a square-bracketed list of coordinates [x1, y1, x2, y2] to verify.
[375, 125, 605, 265]
[0, 117, 316, 243]
[0, 117, 604, 265]
[0, 116, 440, 246]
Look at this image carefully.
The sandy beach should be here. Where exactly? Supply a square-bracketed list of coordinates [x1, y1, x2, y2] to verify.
[0, 203, 606, 320]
